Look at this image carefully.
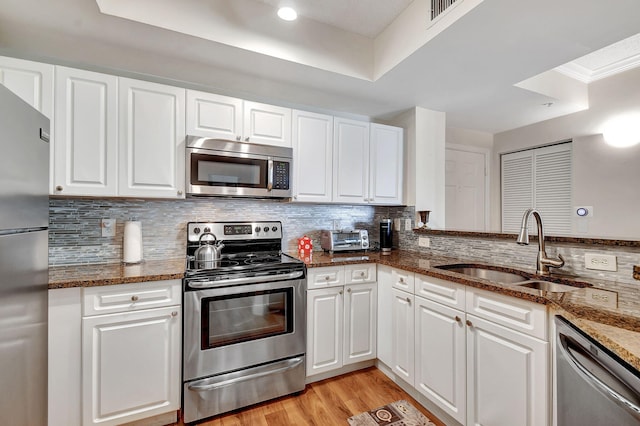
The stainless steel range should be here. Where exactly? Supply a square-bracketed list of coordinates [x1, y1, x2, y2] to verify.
[182, 221, 306, 424]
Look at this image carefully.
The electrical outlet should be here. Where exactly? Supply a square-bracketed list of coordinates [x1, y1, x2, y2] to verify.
[584, 253, 617, 271]
[418, 237, 430, 248]
[101, 219, 116, 237]
[404, 218, 412, 230]
[394, 218, 402, 231]
[585, 288, 618, 309]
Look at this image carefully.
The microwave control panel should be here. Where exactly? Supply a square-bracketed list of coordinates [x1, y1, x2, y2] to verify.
[273, 161, 290, 190]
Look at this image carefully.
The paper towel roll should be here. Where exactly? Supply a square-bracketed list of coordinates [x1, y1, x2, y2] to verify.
[123, 221, 143, 264]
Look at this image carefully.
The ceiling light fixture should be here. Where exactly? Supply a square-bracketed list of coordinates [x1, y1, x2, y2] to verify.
[602, 112, 640, 148]
[277, 6, 297, 21]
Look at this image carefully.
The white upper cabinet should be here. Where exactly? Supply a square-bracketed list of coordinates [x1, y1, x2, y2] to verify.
[292, 110, 333, 202]
[370, 123, 404, 205]
[186, 90, 292, 147]
[54, 67, 118, 196]
[333, 117, 370, 204]
[119, 78, 186, 198]
[186, 90, 242, 141]
[243, 101, 292, 147]
[333, 118, 404, 205]
[0, 56, 54, 192]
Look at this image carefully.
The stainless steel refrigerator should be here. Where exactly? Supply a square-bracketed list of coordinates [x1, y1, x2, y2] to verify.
[0, 84, 49, 425]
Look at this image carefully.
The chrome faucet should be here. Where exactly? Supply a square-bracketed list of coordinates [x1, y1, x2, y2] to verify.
[516, 208, 565, 275]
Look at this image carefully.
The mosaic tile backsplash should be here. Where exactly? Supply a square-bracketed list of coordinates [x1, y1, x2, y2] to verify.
[49, 198, 639, 284]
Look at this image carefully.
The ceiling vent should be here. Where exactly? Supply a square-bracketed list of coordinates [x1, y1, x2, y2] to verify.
[431, 0, 458, 20]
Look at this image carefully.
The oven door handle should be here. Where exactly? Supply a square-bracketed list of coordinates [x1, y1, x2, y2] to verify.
[187, 357, 304, 392]
[187, 270, 304, 289]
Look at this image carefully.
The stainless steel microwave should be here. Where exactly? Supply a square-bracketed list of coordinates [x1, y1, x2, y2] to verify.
[186, 136, 293, 198]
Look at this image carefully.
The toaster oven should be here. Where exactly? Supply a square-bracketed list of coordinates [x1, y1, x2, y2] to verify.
[320, 230, 369, 253]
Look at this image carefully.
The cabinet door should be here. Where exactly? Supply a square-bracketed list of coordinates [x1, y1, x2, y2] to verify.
[118, 78, 185, 198]
[292, 110, 333, 202]
[391, 288, 414, 385]
[82, 306, 181, 426]
[369, 123, 403, 205]
[415, 297, 466, 424]
[54, 67, 118, 196]
[343, 283, 377, 365]
[306, 287, 343, 376]
[466, 314, 548, 426]
[243, 101, 292, 147]
[0, 56, 54, 192]
[376, 265, 394, 366]
[333, 117, 370, 204]
[186, 90, 242, 140]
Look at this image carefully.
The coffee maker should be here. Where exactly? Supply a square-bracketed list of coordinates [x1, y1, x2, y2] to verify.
[380, 219, 393, 253]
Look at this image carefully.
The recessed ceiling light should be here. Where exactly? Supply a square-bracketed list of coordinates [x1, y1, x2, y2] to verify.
[277, 6, 297, 21]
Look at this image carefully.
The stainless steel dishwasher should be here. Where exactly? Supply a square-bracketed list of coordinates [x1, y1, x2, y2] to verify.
[555, 316, 640, 425]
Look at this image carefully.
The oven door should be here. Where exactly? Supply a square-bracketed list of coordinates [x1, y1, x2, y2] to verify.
[183, 277, 305, 381]
[186, 147, 291, 198]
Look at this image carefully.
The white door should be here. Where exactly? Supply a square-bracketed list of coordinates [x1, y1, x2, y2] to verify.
[445, 147, 487, 231]
[369, 123, 404, 205]
[186, 90, 242, 140]
[343, 283, 377, 365]
[391, 288, 414, 385]
[333, 118, 370, 204]
[414, 297, 466, 424]
[0, 56, 54, 191]
[466, 315, 548, 426]
[243, 101, 292, 147]
[292, 110, 333, 203]
[54, 67, 118, 196]
[82, 306, 181, 426]
[118, 78, 185, 198]
[376, 265, 394, 367]
[306, 287, 343, 376]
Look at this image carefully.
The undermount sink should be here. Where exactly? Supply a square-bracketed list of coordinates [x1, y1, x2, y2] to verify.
[515, 280, 591, 293]
[435, 264, 530, 284]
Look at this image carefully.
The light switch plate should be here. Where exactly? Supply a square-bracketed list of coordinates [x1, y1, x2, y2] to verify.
[394, 218, 402, 231]
[585, 288, 618, 309]
[418, 237, 430, 248]
[404, 219, 412, 230]
[101, 218, 116, 237]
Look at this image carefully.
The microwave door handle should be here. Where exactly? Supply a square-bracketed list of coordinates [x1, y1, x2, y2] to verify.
[267, 159, 274, 191]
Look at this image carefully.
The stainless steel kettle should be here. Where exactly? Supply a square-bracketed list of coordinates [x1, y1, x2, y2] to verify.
[194, 232, 224, 269]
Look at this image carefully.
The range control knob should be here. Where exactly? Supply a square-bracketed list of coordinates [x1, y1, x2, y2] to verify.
[263, 226, 269, 232]
[272, 226, 278, 232]
[254, 226, 261, 233]
[193, 227, 201, 234]
[204, 227, 211, 233]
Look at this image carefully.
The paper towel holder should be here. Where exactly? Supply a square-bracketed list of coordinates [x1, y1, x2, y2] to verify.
[123, 219, 144, 265]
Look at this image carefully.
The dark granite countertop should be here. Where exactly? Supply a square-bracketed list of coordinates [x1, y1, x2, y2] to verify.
[302, 250, 640, 371]
[49, 250, 640, 371]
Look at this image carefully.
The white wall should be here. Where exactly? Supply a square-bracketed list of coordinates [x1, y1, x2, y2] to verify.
[446, 126, 493, 149]
[491, 66, 640, 239]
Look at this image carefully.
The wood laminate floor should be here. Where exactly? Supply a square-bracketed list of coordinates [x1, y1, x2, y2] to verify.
[179, 367, 445, 426]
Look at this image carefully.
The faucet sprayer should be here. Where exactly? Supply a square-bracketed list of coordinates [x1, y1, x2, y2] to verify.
[516, 208, 565, 275]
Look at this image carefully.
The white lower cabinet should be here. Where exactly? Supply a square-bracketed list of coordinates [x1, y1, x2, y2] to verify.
[306, 264, 377, 377]
[380, 267, 549, 426]
[81, 281, 181, 426]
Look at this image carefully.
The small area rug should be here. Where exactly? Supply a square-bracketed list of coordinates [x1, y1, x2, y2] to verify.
[347, 400, 436, 426]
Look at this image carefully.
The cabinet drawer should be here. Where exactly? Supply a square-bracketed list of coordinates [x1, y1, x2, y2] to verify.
[391, 268, 414, 293]
[83, 279, 181, 316]
[415, 274, 465, 310]
[344, 263, 377, 284]
[306, 266, 344, 289]
[466, 287, 547, 340]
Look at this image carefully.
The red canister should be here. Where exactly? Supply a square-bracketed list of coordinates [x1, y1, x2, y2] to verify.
[298, 235, 313, 263]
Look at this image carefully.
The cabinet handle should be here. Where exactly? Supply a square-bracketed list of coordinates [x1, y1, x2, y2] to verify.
[347, 288, 352, 293]
[399, 277, 404, 283]
[360, 271, 365, 277]
[171, 311, 178, 317]
[236, 136, 241, 141]
[466, 320, 473, 327]
[177, 190, 183, 195]
[455, 316, 461, 323]
[245, 137, 250, 142]
[406, 297, 411, 306]
[324, 276, 330, 281]
[293, 195, 298, 200]
[131, 295, 139, 302]
[339, 290, 343, 295]
[56, 185, 63, 192]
